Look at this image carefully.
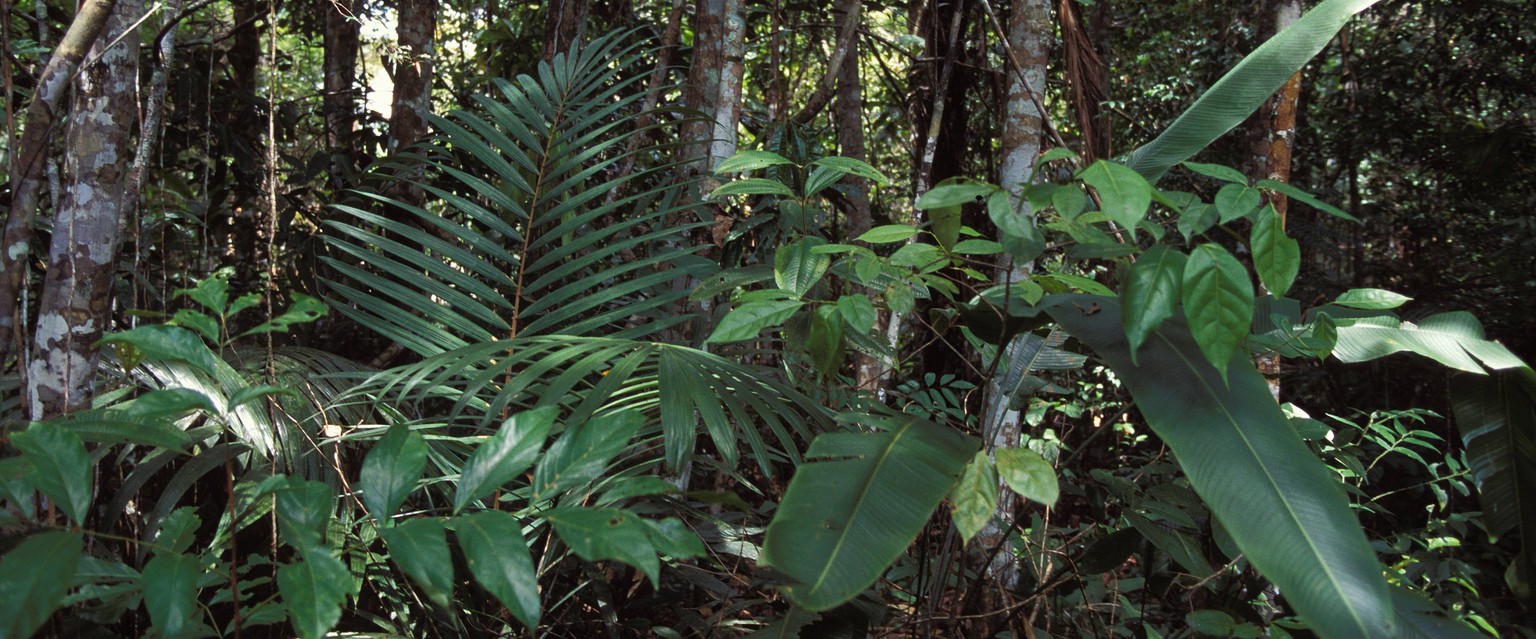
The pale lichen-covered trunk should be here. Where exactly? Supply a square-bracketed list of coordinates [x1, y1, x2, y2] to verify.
[976, 0, 1051, 593]
[709, 0, 746, 181]
[389, 0, 437, 152]
[27, 0, 140, 419]
[0, 0, 116, 365]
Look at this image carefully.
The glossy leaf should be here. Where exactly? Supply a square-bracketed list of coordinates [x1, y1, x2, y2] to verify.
[1043, 295, 1394, 639]
[453, 406, 557, 514]
[98, 325, 220, 377]
[0, 531, 82, 639]
[1079, 160, 1153, 232]
[1332, 288, 1411, 310]
[1252, 205, 1300, 297]
[707, 300, 803, 343]
[762, 415, 978, 611]
[546, 507, 661, 585]
[997, 447, 1059, 507]
[277, 548, 353, 639]
[12, 422, 91, 526]
[1181, 244, 1254, 378]
[454, 511, 540, 630]
[380, 518, 454, 608]
[987, 191, 1046, 264]
[534, 410, 644, 500]
[1331, 312, 1524, 374]
[1215, 183, 1262, 222]
[949, 451, 998, 544]
[360, 423, 428, 521]
[711, 177, 797, 198]
[144, 552, 213, 639]
[715, 150, 795, 173]
[1121, 244, 1187, 363]
[775, 237, 831, 298]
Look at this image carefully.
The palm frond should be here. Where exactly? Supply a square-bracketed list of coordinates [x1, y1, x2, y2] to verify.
[321, 32, 713, 356]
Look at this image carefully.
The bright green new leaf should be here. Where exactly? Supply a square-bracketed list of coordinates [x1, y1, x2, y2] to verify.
[1121, 244, 1187, 363]
[1183, 161, 1249, 184]
[360, 423, 428, 521]
[1252, 205, 1300, 297]
[12, 422, 91, 527]
[1079, 160, 1153, 232]
[1215, 183, 1262, 222]
[1123, 0, 1383, 181]
[762, 416, 978, 611]
[144, 552, 213, 639]
[534, 410, 644, 500]
[949, 451, 998, 544]
[381, 518, 454, 608]
[997, 447, 1059, 507]
[710, 178, 797, 198]
[987, 190, 1046, 264]
[0, 531, 82, 639]
[453, 406, 557, 513]
[837, 295, 877, 335]
[915, 182, 994, 209]
[1043, 295, 1395, 639]
[277, 548, 354, 639]
[546, 507, 661, 585]
[239, 293, 328, 337]
[1182, 244, 1254, 378]
[98, 325, 221, 377]
[811, 156, 892, 186]
[1332, 288, 1411, 310]
[715, 150, 795, 174]
[707, 300, 804, 343]
[775, 236, 831, 298]
[855, 224, 919, 244]
[454, 510, 540, 630]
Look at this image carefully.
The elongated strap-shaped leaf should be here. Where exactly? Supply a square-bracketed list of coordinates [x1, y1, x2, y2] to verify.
[762, 416, 978, 611]
[1042, 295, 1394, 639]
[1124, 0, 1381, 181]
[1450, 367, 1536, 596]
[1331, 311, 1525, 373]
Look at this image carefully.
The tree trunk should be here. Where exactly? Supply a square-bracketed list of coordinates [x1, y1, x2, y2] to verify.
[1248, 0, 1301, 401]
[0, 0, 117, 366]
[975, 0, 1051, 607]
[681, 0, 727, 177]
[389, 0, 437, 152]
[833, 0, 883, 392]
[324, 0, 362, 183]
[27, 0, 140, 419]
[709, 0, 746, 179]
[542, 0, 588, 62]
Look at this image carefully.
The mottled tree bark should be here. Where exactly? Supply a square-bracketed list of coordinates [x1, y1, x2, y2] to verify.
[28, 0, 140, 419]
[1248, 0, 1301, 401]
[0, 0, 116, 366]
[974, 0, 1051, 604]
[388, 0, 436, 152]
[541, 0, 588, 62]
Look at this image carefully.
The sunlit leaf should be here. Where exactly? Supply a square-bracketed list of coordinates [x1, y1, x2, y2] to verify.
[707, 300, 804, 343]
[454, 406, 557, 513]
[1079, 160, 1153, 232]
[997, 447, 1059, 506]
[1332, 288, 1411, 310]
[775, 236, 831, 298]
[1182, 244, 1254, 378]
[1252, 205, 1300, 297]
[949, 451, 998, 544]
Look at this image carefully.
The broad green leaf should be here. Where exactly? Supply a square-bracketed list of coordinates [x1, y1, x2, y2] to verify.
[1252, 205, 1300, 297]
[949, 451, 998, 544]
[119, 388, 216, 420]
[915, 183, 994, 209]
[1449, 368, 1536, 590]
[453, 406, 557, 513]
[1333, 288, 1411, 310]
[99, 325, 221, 376]
[889, 243, 942, 269]
[1124, 0, 1383, 181]
[1043, 273, 1115, 296]
[642, 517, 708, 559]
[1043, 295, 1394, 639]
[715, 150, 795, 173]
[810, 156, 892, 186]
[1079, 160, 1153, 232]
[154, 507, 201, 555]
[277, 548, 353, 639]
[710, 177, 797, 198]
[1258, 179, 1359, 222]
[380, 518, 454, 608]
[855, 224, 918, 243]
[12, 422, 91, 526]
[454, 510, 539, 630]
[360, 423, 428, 521]
[227, 384, 293, 409]
[1035, 147, 1080, 165]
[1051, 185, 1088, 220]
[534, 410, 644, 500]
[807, 305, 844, 379]
[176, 269, 233, 314]
[144, 552, 213, 639]
[276, 479, 335, 551]
[1182, 161, 1249, 184]
[1177, 202, 1220, 240]
[1182, 244, 1254, 378]
[170, 309, 219, 344]
[546, 507, 661, 585]
[1215, 183, 1263, 222]
[762, 416, 979, 611]
[775, 237, 831, 298]
[987, 191, 1046, 264]
[837, 295, 877, 334]
[996, 447, 1059, 507]
[1331, 312, 1524, 373]
[928, 203, 963, 252]
[1121, 245, 1187, 363]
[238, 293, 328, 337]
[0, 531, 82, 639]
[707, 300, 803, 343]
[745, 606, 821, 639]
[950, 239, 1003, 255]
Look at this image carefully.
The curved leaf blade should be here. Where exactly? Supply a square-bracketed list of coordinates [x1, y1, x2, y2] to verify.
[0, 531, 82, 639]
[454, 406, 558, 514]
[1121, 244, 1187, 362]
[12, 422, 92, 526]
[454, 511, 540, 630]
[1182, 244, 1254, 378]
[380, 518, 455, 608]
[360, 423, 428, 522]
